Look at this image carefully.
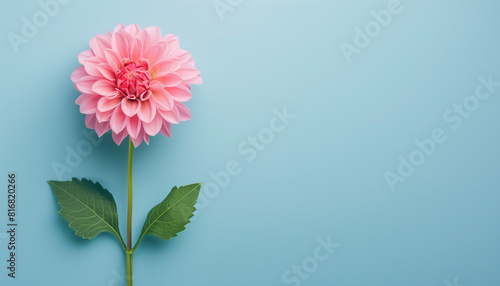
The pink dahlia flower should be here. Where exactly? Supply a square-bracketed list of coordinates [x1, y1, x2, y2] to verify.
[71, 24, 202, 147]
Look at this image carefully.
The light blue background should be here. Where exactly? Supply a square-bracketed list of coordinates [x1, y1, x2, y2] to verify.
[1, 0, 500, 285]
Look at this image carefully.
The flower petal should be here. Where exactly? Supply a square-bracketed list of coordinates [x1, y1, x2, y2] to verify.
[177, 64, 200, 81]
[83, 57, 104, 77]
[121, 99, 141, 117]
[175, 102, 191, 121]
[143, 44, 164, 65]
[159, 107, 180, 124]
[111, 32, 129, 60]
[124, 24, 141, 37]
[130, 128, 145, 147]
[143, 26, 162, 45]
[152, 90, 173, 111]
[85, 114, 97, 129]
[176, 49, 193, 63]
[89, 34, 111, 59]
[137, 99, 156, 123]
[186, 74, 202, 85]
[129, 38, 143, 62]
[163, 34, 179, 58]
[127, 115, 141, 139]
[155, 73, 182, 87]
[166, 85, 192, 102]
[96, 109, 113, 123]
[143, 114, 163, 136]
[160, 121, 172, 137]
[92, 79, 117, 97]
[150, 80, 173, 110]
[74, 76, 97, 94]
[112, 129, 128, 145]
[113, 24, 126, 33]
[76, 94, 100, 114]
[78, 49, 94, 65]
[110, 107, 128, 133]
[96, 63, 116, 81]
[150, 60, 182, 78]
[97, 97, 122, 112]
[103, 48, 122, 71]
[95, 121, 111, 137]
[71, 66, 88, 83]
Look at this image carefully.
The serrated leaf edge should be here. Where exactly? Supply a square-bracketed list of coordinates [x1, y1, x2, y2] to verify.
[133, 183, 201, 250]
[48, 178, 125, 249]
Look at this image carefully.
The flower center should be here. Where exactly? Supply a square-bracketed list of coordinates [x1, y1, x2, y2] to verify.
[116, 61, 152, 101]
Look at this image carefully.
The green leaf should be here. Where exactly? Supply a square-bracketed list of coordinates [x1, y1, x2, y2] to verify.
[48, 178, 125, 248]
[134, 183, 201, 250]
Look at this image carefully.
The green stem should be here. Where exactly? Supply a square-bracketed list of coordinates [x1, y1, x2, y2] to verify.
[126, 250, 133, 285]
[127, 138, 134, 286]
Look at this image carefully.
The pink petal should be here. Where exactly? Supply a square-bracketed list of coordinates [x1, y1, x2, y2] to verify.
[166, 86, 192, 102]
[177, 64, 200, 81]
[139, 58, 151, 70]
[143, 114, 163, 136]
[186, 74, 202, 85]
[74, 76, 97, 94]
[144, 26, 162, 45]
[96, 63, 116, 81]
[129, 38, 143, 62]
[160, 121, 172, 137]
[89, 34, 111, 59]
[127, 115, 141, 139]
[95, 121, 111, 137]
[150, 80, 173, 110]
[137, 99, 156, 123]
[130, 129, 145, 147]
[104, 48, 122, 71]
[111, 32, 129, 60]
[75, 93, 89, 105]
[155, 73, 182, 87]
[176, 49, 195, 64]
[124, 24, 141, 37]
[158, 107, 180, 124]
[143, 44, 164, 65]
[121, 99, 141, 117]
[96, 109, 113, 123]
[83, 57, 104, 77]
[112, 129, 128, 145]
[175, 102, 191, 121]
[151, 90, 173, 110]
[85, 114, 97, 129]
[113, 24, 126, 33]
[71, 66, 88, 83]
[77, 94, 100, 114]
[97, 97, 122, 112]
[92, 79, 117, 97]
[150, 60, 182, 78]
[163, 34, 179, 58]
[110, 107, 128, 133]
[78, 49, 94, 65]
